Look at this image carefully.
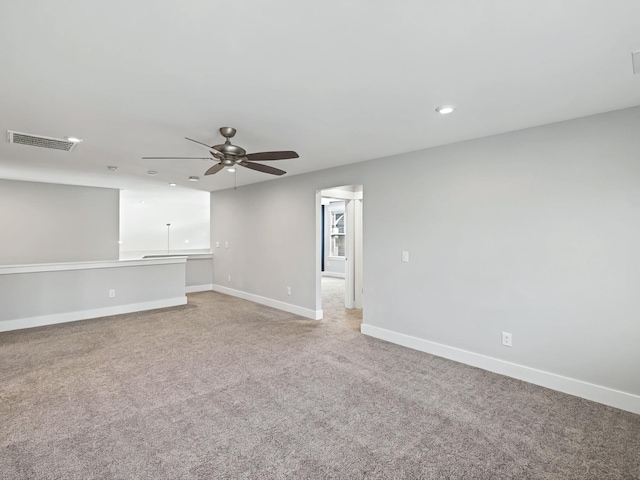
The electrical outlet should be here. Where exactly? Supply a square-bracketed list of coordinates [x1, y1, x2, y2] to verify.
[215, 241, 220, 248]
[287, 286, 291, 295]
[501, 332, 512, 347]
[224, 241, 229, 248]
[228, 274, 231, 282]
[108, 289, 116, 298]
[401, 251, 409, 262]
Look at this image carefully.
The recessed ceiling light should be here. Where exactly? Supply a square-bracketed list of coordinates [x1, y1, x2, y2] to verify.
[227, 168, 236, 173]
[107, 165, 119, 172]
[435, 105, 455, 115]
[66, 136, 82, 143]
[147, 170, 158, 176]
[169, 183, 177, 187]
[188, 176, 199, 182]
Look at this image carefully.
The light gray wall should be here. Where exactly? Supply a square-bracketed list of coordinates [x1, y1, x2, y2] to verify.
[0, 179, 119, 265]
[0, 263, 185, 323]
[185, 256, 213, 287]
[211, 167, 364, 309]
[211, 106, 640, 397]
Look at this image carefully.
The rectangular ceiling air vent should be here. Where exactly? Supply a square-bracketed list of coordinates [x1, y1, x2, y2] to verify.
[6, 130, 79, 151]
[633, 50, 640, 75]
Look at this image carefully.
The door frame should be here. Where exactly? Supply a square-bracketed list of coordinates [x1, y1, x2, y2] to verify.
[317, 185, 363, 312]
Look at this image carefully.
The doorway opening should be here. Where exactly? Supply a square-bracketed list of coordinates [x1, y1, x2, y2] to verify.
[316, 185, 363, 322]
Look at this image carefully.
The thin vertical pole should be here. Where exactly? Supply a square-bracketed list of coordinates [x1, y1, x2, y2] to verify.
[166, 223, 171, 254]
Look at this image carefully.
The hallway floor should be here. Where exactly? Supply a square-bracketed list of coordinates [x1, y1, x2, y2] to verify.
[321, 275, 362, 330]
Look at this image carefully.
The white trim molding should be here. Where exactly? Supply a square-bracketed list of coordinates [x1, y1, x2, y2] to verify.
[0, 297, 188, 333]
[0, 257, 187, 275]
[320, 188, 363, 200]
[212, 284, 322, 320]
[322, 272, 346, 278]
[186, 284, 213, 293]
[361, 324, 640, 415]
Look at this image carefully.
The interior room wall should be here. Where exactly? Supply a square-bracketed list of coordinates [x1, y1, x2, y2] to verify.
[119, 186, 210, 258]
[0, 259, 187, 331]
[211, 106, 640, 404]
[0, 179, 119, 265]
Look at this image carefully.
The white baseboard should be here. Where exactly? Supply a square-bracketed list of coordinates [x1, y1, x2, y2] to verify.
[361, 324, 640, 415]
[0, 297, 188, 333]
[186, 284, 213, 293]
[212, 284, 322, 320]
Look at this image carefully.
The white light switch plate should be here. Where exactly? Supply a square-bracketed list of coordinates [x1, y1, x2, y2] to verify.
[401, 251, 409, 262]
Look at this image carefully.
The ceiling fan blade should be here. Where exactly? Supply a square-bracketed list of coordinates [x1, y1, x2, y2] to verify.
[185, 137, 212, 148]
[186, 137, 222, 154]
[245, 151, 299, 161]
[240, 161, 286, 176]
[205, 163, 225, 175]
[142, 156, 210, 159]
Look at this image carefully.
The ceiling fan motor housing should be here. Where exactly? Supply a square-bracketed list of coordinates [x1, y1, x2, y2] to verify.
[213, 143, 246, 157]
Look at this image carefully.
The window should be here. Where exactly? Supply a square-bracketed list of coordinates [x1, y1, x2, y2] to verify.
[331, 211, 345, 234]
[330, 209, 345, 257]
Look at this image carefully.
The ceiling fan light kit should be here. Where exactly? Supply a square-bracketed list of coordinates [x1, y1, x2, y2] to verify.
[143, 127, 299, 177]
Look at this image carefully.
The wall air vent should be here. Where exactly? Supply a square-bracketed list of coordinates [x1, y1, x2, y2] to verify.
[6, 130, 79, 151]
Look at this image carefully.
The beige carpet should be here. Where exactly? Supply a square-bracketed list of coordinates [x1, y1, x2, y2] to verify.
[321, 275, 351, 313]
[1, 280, 638, 479]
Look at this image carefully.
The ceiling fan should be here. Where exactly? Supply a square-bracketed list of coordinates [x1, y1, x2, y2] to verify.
[143, 127, 299, 176]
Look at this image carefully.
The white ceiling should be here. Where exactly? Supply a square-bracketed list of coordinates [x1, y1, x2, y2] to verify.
[1, 1, 639, 193]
